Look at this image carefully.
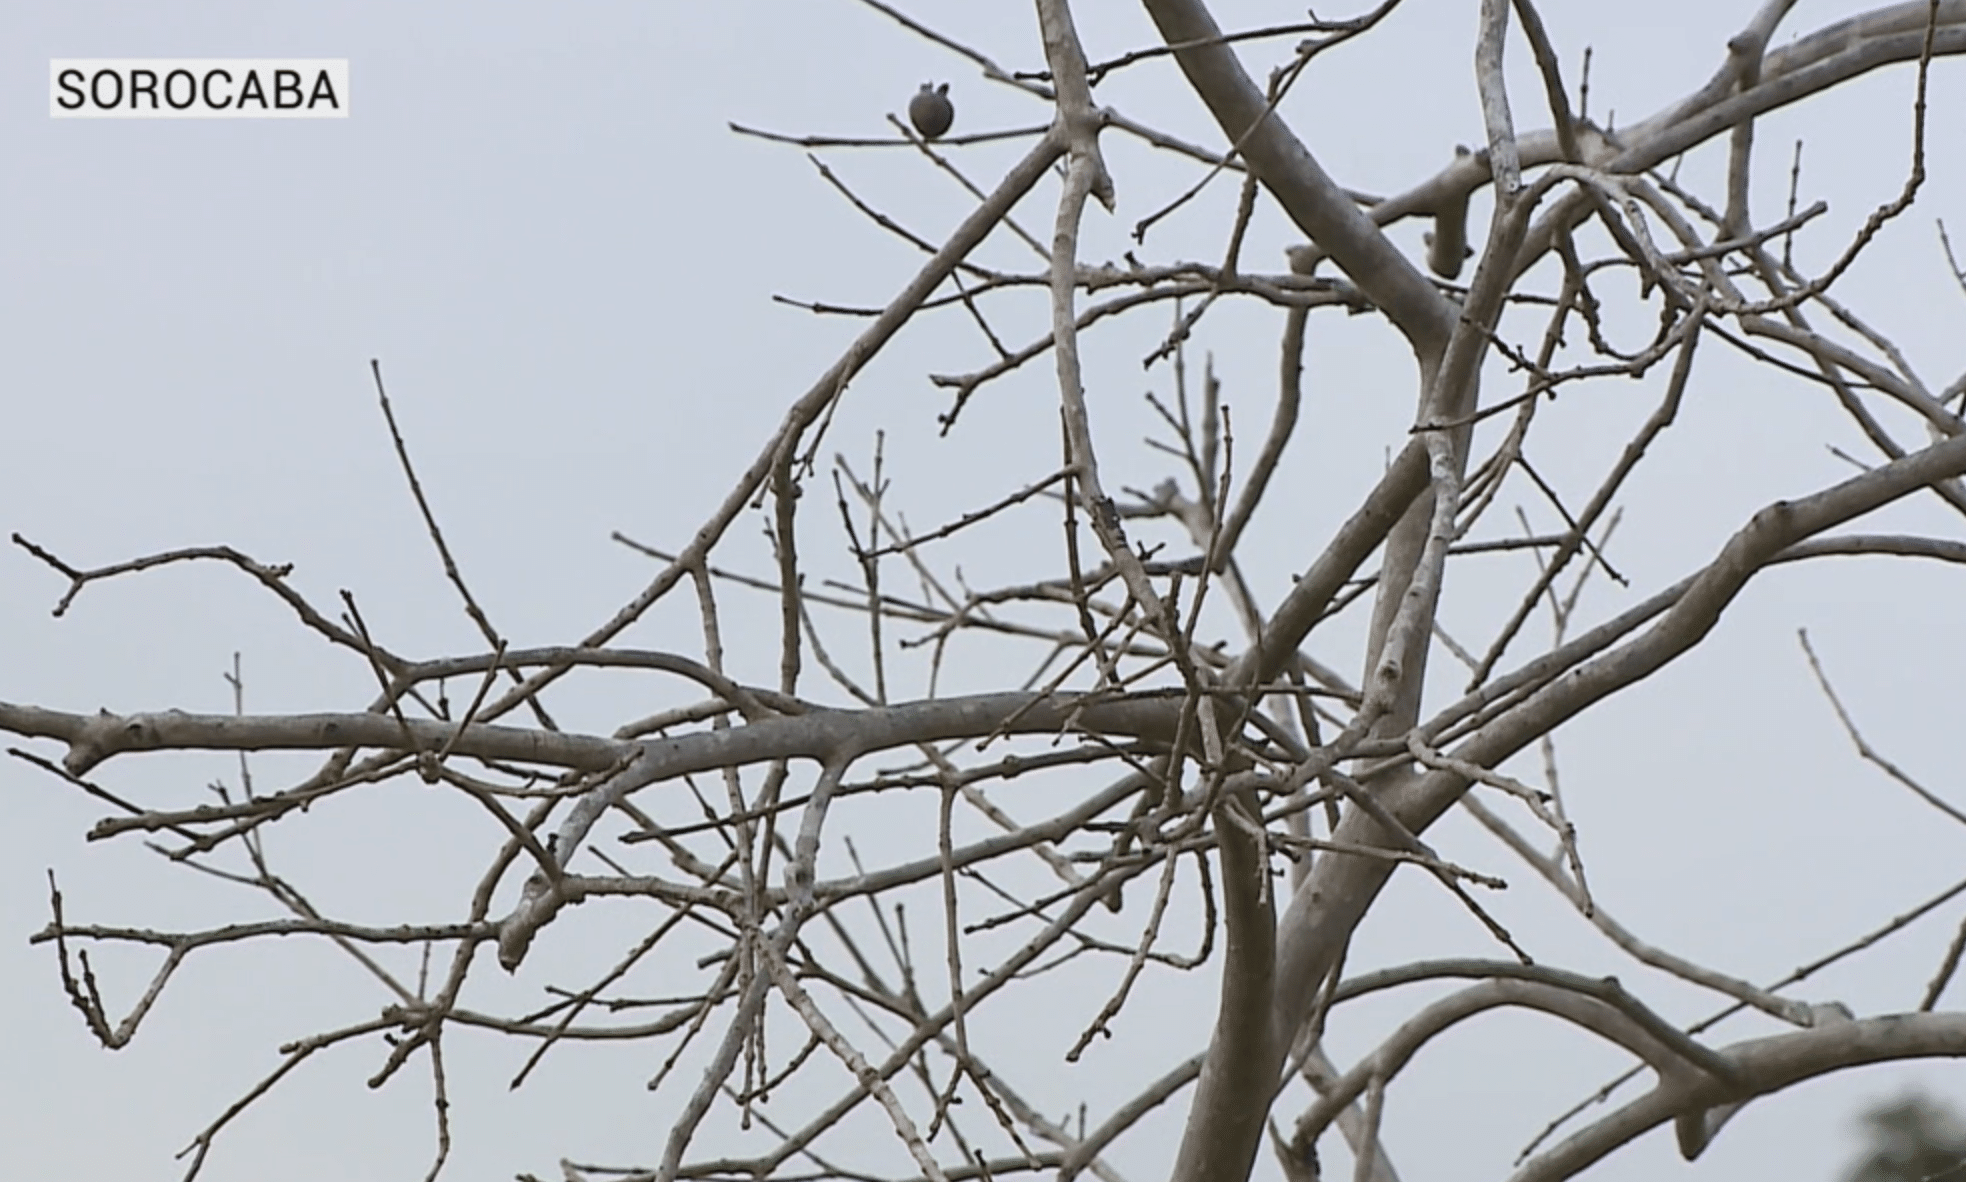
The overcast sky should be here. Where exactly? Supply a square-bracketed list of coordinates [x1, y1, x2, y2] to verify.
[3, 2, 1964, 1180]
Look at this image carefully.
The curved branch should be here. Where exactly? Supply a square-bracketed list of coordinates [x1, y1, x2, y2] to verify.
[1286, 4, 1966, 285]
[1509, 1012, 1966, 1181]
[1291, 976, 1726, 1150]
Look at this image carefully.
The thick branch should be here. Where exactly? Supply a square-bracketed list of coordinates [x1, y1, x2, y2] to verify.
[1169, 787, 1276, 1182]
[1510, 1012, 1966, 1181]
[1139, 0, 1457, 358]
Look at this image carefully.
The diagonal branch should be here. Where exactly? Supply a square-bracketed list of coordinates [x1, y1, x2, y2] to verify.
[1140, 0, 1457, 358]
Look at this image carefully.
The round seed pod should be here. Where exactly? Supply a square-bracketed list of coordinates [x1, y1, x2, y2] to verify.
[908, 82, 953, 140]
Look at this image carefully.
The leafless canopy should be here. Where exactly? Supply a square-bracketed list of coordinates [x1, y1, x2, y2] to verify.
[8, 3, 1966, 1181]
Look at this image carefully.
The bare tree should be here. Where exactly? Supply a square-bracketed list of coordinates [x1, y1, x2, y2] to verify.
[7, 2, 1966, 1180]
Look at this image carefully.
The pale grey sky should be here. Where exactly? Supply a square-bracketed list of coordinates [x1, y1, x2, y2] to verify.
[3, 2, 1963, 1180]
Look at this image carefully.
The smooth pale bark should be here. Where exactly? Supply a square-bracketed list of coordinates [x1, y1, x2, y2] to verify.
[1138, 0, 1456, 360]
